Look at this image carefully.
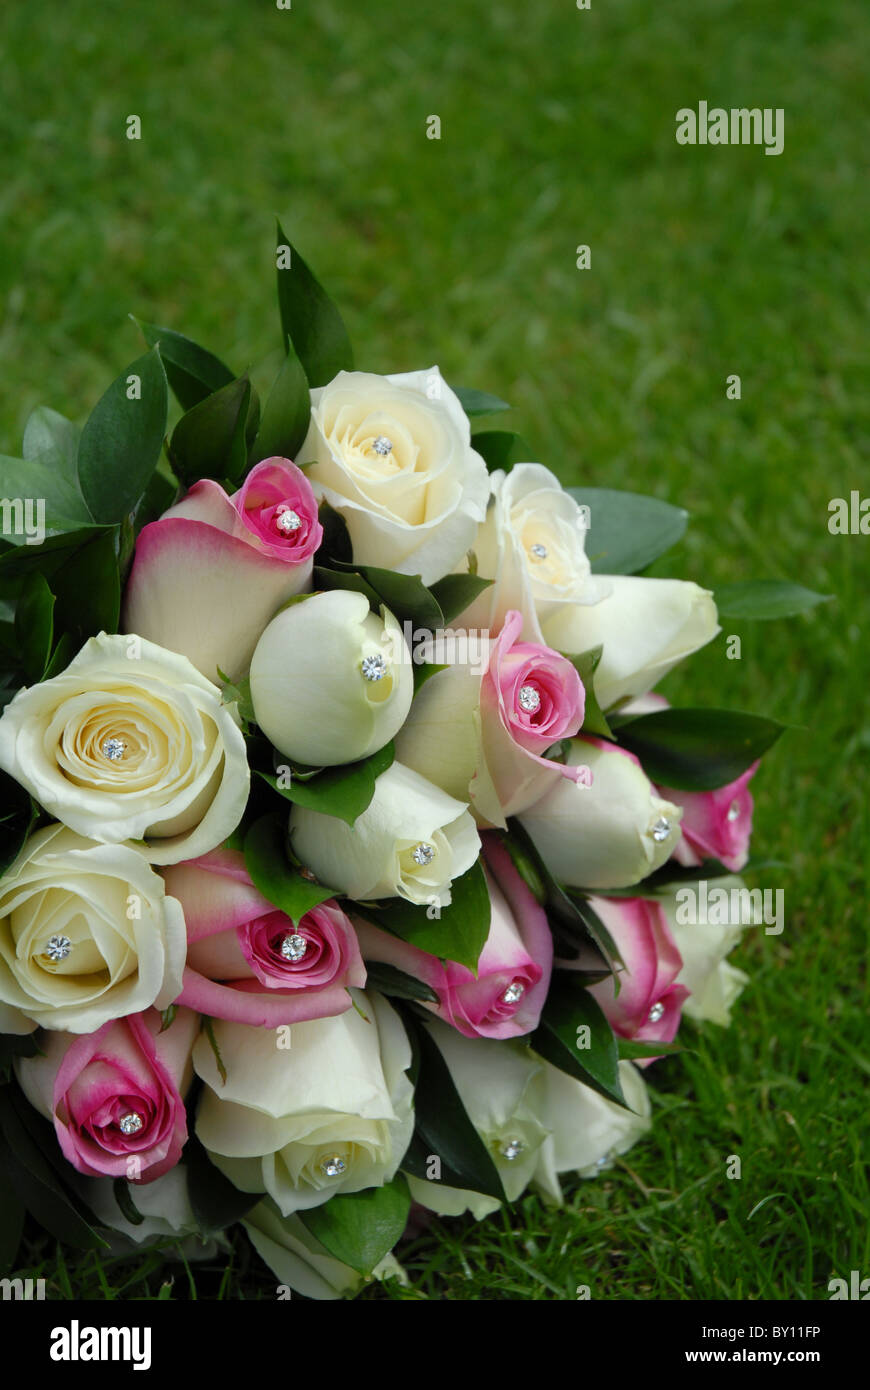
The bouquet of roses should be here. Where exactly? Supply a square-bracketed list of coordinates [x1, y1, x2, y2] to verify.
[0, 229, 820, 1299]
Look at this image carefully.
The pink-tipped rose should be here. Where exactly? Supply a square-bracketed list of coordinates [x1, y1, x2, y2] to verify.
[162, 849, 365, 1027]
[660, 764, 758, 872]
[576, 896, 688, 1063]
[396, 609, 585, 827]
[15, 1007, 198, 1183]
[354, 834, 553, 1039]
[123, 457, 322, 683]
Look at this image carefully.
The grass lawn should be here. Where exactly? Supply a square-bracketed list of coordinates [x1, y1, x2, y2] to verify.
[1, 0, 867, 1299]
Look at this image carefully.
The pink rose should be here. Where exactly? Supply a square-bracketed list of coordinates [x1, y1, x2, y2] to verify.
[580, 896, 688, 1062]
[162, 849, 365, 1026]
[123, 457, 322, 683]
[15, 1007, 198, 1182]
[354, 834, 553, 1039]
[660, 764, 758, 872]
[396, 609, 585, 826]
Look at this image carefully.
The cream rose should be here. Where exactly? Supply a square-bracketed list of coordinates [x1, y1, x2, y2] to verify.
[289, 761, 480, 906]
[532, 1060, 652, 1202]
[0, 632, 249, 865]
[0, 825, 185, 1033]
[455, 463, 610, 642]
[244, 1200, 406, 1300]
[301, 368, 490, 584]
[194, 991, 414, 1216]
[660, 877, 750, 1026]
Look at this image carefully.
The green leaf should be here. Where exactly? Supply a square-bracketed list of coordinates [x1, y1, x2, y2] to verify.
[14, 572, 55, 682]
[328, 560, 444, 631]
[0, 1089, 107, 1250]
[22, 406, 81, 477]
[428, 572, 493, 625]
[253, 340, 311, 463]
[564, 644, 612, 737]
[51, 528, 121, 646]
[470, 430, 531, 470]
[0, 455, 93, 540]
[201, 1017, 227, 1085]
[314, 499, 352, 566]
[356, 860, 490, 974]
[531, 979, 627, 1107]
[218, 669, 256, 727]
[714, 580, 834, 621]
[567, 487, 688, 574]
[275, 223, 353, 388]
[400, 1016, 507, 1201]
[0, 1185, 24, 1272]
[245, 813, 336, 925]
[77, 347, 168, 524]
[617, 1038, 685, 1060]
[168, 374, 254, 486]
[452, 386, 511, 416]
[362, 962, 440, 1003]
[257, 741, 394, 826]
[0, 773, 37, 877]
[612, 707, 786, 791]
[112, 1178, 144, 1226]
[185, 1133, 259, 1231]
[135, 320, 235, 411]
[298, 1176, 411, 1275]
[0, 525, 104, 581]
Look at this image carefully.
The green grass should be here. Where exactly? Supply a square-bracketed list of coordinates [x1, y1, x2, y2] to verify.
[2, 0, 868, 1299]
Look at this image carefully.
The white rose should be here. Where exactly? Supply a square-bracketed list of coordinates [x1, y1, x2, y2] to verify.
[244, 1200, 407, 1300]
[0, 825, 185, 1033]
[532, 1060, 651, 1203]
[193, 991, 414, 1217]
[0, 632, 249, 865]
[456, 463, 610, 641]
[406, 1020, 548, 1219]
[289, 761, 480, 906]
[543, 576, 720, 710]
[660, 877, 750, 1026]
[249, 591, 414, 766]
[302, 368, 490, 584]
[77, 1168, 219, 1258]
[519, 738, 682, 889]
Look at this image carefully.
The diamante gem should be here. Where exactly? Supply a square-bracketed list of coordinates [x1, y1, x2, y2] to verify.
[276, 507, 302, 534]
[320, 1155, 347, 1177]
[651, 817, 671, 842]
[595, 1155, 609, 1169]
[518, 684, 541, 714]
[280, 933, 308, 963]
[530, 543, 548, 560]
[727, 799, 741, 822]
[500, 1137, 525, 1161]
[101, 737, 127, 761]
[372, 435, 393, 455]
[44, 935, 72, 962]
[119, 1112, 143, 1136]
[411, 842, 435, 866]
[648, 1000, 665, 1024]
[502, 980, 525, 1004]
[361, 653, 388, 682]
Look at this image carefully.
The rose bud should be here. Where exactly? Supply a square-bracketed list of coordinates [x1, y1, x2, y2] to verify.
[532, 1060, 652, 1202]
[453, 462, 610, 641]
[395, 609, 585, 826]
[249, 591, 414, 767]
[194, 991, 414, 1216]
[354, 834, 551, 1039]
[577, 896, 688, 1061]
[161, 849, 365, 1027]
[123, 458, 321, 684]
[543, 575, 719, 711]
[289, 761, 480, 906]
[244, 1201, 406, 1301]
[660, 763, 758, 872]
[16, 1007, 199, 1183]
[0, 825, 185, 1034]
[519, 737, 682, 889]
[0, 632, 249, 866]
[659, 876, 750, 1027]
[405, 1020, 549, 1219]
[302, 367, 490, 585]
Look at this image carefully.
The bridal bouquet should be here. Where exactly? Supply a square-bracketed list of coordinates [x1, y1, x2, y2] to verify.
[0, 230, 820, 1299]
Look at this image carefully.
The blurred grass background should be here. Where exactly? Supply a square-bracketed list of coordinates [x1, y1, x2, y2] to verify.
[1, 0, 868, 1299]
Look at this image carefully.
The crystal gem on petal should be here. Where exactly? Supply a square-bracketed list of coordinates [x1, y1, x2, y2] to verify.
[361, 654, 388, 682]
[651, 817, 671, 842]
[529, 543, 548, 560]
[518, 684, 541, 714]
[119, 1112, 144, 1136]
[319, 1155, 347, 1177]
[502, 980, 525, 1004]
[280, 933, 308, 963]
[372, 435, 393, 456]
[648, 1000, 665, 1024]
[727, 799, 741, 822]
[101, 737, 127, 761]
[411, 842, 435, 866]
[44, 935, 72, 962]
[275, 507, 302, 534]
[500, 1137, 525, 1161]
